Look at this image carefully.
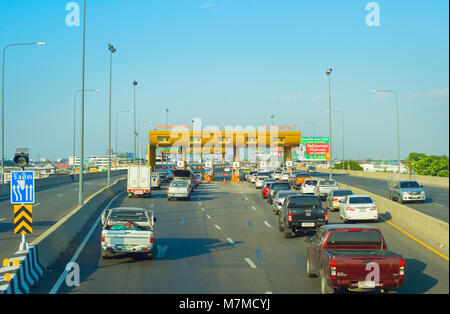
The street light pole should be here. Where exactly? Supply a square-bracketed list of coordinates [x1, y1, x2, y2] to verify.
[107, 44, 116, 186]
[73, 89, 100, 172]
[137, 120, 152, 164]
[115, 109, 133, 168]
[329, 110, 344, 171]
[166, 108, 170, 129]
[270, 115, 274, 126]
[1, 42, 46, 183]
[79, 0, 87, 205]
[133, 81, 138, 164]
[326, 68, 333, 179]
[372, 89, 401, 174]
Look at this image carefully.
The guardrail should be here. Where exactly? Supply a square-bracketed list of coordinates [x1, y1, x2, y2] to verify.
[337, 181, 449, 258]
[0, 170, 127, 199]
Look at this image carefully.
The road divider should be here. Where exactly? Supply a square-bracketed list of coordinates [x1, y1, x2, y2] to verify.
[337, 182, 449, 259]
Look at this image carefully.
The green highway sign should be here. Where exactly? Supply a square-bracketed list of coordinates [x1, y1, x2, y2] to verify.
[294, 137, 329, 160]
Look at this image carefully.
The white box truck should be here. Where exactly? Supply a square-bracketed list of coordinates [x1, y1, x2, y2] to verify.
[127, 165, 152, 198]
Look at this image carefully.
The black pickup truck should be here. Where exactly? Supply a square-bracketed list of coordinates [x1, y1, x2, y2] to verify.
[278, 195, 328, 238]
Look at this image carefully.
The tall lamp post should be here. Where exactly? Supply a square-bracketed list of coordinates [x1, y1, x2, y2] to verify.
[133, 81, 138, 164]
[73, 89, 100, 172]
[107, 44, 116, 186]
[115, 109, 133, 168]
[166, 108, 170, 129]
[137, 120, 152, 164]
[327, 110, 345, 171]
[372, 89, 401, 174]
[326, 68, 333, 179]
[300, 121, 316, 137]
[1, 42, 46, 183]
[79, 0, 87, 205]
[270, 115, 275, 126]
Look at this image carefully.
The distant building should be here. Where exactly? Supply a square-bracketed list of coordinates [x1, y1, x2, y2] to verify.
[361, 163, 407, 174]
[68, 156, 109, 168]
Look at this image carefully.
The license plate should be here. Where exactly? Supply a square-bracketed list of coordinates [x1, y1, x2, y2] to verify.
[302, 222, 315, 227]
[135, 190, 143, 195]
[359, 208, 368, 212]
[358, 281, 376, 289]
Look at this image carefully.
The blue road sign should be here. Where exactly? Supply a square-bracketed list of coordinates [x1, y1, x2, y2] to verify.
[10, 171, 35, 204]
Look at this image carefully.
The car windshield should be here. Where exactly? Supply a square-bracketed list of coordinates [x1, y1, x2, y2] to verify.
[319, 180, 337, 186]
[326, 231, 382, 246]
[171, 181, 188, 187]
[304, 180, 318, 186]
[108, 210, 147, 222]
[272, 183, 291, 190]
[334, 190, 353, 197]
[277, 191, 297, 199]
[400, 181, 420, 188]
[287, 196, 322, 209]
[349, 197, 373, 204]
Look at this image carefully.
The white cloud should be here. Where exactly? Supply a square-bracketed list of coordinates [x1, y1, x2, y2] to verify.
[271, 93, 305, 101]
[411, 87, 449, 100]
[200, 1, 215, 8]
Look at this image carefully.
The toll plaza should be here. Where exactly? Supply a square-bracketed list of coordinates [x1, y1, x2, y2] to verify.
[148, 129, 301, 181]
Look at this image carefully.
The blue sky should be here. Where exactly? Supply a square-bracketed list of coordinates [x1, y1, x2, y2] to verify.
[0, 0, 448, 160]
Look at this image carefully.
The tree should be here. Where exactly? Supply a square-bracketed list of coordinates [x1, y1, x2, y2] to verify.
[406, 152, 448, 177]
[333, 160, 363, 171]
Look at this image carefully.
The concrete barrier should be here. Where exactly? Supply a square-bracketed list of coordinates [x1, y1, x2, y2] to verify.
[315, 168, 449, 188]
[30, 177, 126, 271]
[0, 170, 127, 199]
[336, 181, 449, 257]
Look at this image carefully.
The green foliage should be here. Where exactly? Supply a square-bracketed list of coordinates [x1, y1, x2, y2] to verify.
[406, 152, 449, 177]
[333, 160, 363, 171]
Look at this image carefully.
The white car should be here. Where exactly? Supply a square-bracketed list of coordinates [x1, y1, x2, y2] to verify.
[280, 172, 290, 181]
[300, 178, 319, 194]
[255, 176, 270, 189]
[339, 195, 378, 223]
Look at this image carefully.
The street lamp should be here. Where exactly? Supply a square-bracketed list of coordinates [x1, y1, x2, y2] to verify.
[115, 109, 133, 168]
[327, 110, 345, 171]
[372, 89, 401, 174]
[166, 108, 170, 130]
[133, 81, 138, 164]
[1, 41, 46, 183]
[107, 44, 117, 186]
[138, 120, 152, 164]
[79, 0, 87, 205]
[73, 89, 100, 172]
[270, 115, 275, 126]
[300, 121, 316, 137]
[326, 68, 333, 179]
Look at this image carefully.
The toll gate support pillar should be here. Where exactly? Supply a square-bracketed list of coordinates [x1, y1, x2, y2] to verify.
[149, 145, 156, 171]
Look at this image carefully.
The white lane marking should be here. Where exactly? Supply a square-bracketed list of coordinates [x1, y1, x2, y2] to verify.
[0, 218, 5, 222]
[244, 197, 248, 201]
[265, 291, 273, 294]
[264, 221, 271, 228]
[434, 203, 446, 208]
[57, 194, 63, 198]
[245, 258, 257, 269]
[198, 202, 202, 205]
[201, 208, 205, 212]
[214, 224, 221, 230]
[227, 238, 234, 245]
[252, 206, 256, 210]
[240, 192, 243, 194]
[49, 191, 125, 294]
[34, 203, 41, 207]
[206, 215, 212, 219]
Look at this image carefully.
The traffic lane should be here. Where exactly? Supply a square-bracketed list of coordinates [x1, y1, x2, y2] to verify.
[0, 176, 125, 260]
[242, 181, 448, 293]
[40, 184, 250, 294]
[314, 173, 449, 223]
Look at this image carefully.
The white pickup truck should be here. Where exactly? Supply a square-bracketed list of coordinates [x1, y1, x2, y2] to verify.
[101, 207, 156, 259]
[314, 179, 339, 201]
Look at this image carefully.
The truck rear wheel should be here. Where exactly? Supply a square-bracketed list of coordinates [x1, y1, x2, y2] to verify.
[306, 255, 315, 278]
[284, 227, 292, 238]
[320, 269, 335, 294]
[101, 250, 111, 260]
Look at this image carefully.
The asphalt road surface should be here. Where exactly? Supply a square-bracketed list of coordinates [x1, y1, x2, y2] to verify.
[0, 174, 125, 260]
[32, 180, 448, 294]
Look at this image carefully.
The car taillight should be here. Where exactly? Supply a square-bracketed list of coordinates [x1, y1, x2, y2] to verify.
[347, 207, 355, 211]
[317, 188, 320, 193]
[150, 235, 154, 244]
[288, 211, 292, 222]
[370, 206, 377, 211]
[303, 184, 306, 188]
[324, 211, 328, 221]
[187, 188, 189, 192]
[332, 198, 338, 202]
[101, 235, 105, 243]
[330, 260, 337, 279]
[398, 260, 405, 278]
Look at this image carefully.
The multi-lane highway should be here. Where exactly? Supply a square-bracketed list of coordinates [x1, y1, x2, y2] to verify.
[31, 180, 448, 294]
[314, 172, 449, 222]
[0, 174, 125, 260]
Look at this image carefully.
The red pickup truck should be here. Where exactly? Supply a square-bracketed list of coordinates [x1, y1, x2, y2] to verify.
[305, 225, 405, 294]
